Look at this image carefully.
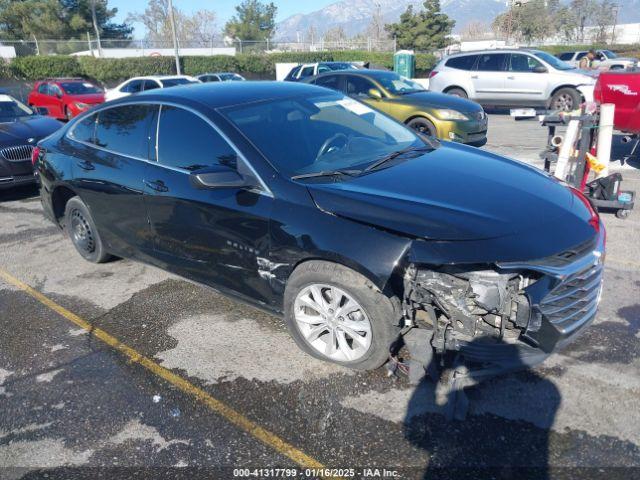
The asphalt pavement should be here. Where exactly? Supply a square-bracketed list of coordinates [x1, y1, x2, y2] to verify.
[0, 114, 639, 479]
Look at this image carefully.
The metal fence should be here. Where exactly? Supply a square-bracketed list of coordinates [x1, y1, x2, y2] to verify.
[0, 38, 397, 57]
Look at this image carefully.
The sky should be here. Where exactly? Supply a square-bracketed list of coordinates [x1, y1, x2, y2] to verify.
[110, 0, 337, 37]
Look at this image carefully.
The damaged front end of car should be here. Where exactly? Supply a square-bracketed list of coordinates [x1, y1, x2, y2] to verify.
[400, 227, 605, 371]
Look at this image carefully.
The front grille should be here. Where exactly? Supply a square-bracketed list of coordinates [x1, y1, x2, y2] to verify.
[540, 260, 603, 334]
[0, 145, 34, 162]
[535, 236, 598, 268]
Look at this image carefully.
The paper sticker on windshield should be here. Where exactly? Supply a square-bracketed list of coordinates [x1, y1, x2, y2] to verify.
[337, 98, 374, 116]
[83, 83, 95, 88]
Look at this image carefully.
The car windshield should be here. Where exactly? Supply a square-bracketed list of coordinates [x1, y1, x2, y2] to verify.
[160, 78, 199, 87]
[223, 92, 424, 178]
[532, 50, 574, 70]
[0, 94, 33, 121]
[60, 82, 102, 94]
[602, 50, 617, 58]
[374, 73, 426, 95]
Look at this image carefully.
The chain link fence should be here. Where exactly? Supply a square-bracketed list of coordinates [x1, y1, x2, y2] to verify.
[0, 38, 397, 58]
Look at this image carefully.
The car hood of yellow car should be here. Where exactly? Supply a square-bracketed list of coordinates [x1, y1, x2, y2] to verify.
[391, 90, 483, 114]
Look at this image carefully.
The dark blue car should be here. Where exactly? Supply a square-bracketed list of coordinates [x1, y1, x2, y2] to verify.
[35, 81, 604, 375]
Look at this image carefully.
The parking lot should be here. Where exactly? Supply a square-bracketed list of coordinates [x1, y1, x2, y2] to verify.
[1, 113, 639, 478]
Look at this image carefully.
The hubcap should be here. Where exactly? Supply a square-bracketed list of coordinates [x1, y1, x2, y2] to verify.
[294, 284, 372, 362]
[70, 209, 95, 253]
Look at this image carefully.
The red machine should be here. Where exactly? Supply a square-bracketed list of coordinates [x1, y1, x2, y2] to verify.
[594, 70, 640, 135]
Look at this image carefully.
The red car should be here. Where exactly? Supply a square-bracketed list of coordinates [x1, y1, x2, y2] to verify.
[27, 78, 105, 120]
[594, 70, 640, 135]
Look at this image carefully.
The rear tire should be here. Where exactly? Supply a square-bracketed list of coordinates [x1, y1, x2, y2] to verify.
[284, 261, 399, 370]
[549, 88, 581, 112]
[445, 87, 468, 99]
[407, 117, 437, 137]
[63, 197, 111, 263]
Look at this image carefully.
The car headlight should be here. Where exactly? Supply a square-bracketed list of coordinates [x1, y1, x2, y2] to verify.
[74, 102, 89, 110]
[435, 109, 470, 121]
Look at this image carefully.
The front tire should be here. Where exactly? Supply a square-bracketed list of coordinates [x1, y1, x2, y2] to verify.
[284, 261, 398, 370]
[407, 117, 437, 137]
[63, 197, 111, 263]
[550, 88, 581, 111]
[445, 87, 468, 99]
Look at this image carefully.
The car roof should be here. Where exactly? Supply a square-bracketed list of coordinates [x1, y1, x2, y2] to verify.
[311, 69, 394, 79]
[446, 48, 538, 57]
[115, 81, 329, 109]
[128, 75, 195, 81]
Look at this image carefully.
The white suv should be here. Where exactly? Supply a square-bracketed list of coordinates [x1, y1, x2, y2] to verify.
[429, 49, 596, 110]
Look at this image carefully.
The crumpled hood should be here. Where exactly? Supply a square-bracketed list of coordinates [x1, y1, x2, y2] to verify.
[307, 142, 592, 242]
[0, 116, 62, 144]
[68, 93, 105, 104]
[395, 91, 483, 112]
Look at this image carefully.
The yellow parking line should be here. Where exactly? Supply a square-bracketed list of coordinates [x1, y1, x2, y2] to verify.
[0, 268, 327, 472]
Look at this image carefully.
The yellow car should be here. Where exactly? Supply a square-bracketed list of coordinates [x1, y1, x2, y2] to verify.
[305, 69, 488, 146]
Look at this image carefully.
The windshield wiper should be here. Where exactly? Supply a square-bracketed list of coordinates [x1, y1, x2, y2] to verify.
[291, 169, 361, 180]
[364, 145, 434, 172]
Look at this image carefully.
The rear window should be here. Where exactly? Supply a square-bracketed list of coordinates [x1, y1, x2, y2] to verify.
[475, 53, 508, 72]
[558, 52, 574, 61]
[446, 55, 478, 70]
[160, 78, 198, 88]
[94, 104, 156, 159]
[69, 114, 97, 143]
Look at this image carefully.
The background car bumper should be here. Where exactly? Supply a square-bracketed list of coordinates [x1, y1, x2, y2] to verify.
[437, 118, 488, 146]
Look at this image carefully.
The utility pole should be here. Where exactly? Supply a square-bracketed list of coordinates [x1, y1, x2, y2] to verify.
[168, 0, 181, 74]
[89, 0, 103, 57]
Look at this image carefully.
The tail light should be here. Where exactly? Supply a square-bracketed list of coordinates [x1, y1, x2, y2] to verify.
[429, 71, 439, 79]
[31, 146, 41, 166]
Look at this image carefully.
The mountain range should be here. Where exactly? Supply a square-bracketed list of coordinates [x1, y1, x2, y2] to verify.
[275, 0, 640, 40]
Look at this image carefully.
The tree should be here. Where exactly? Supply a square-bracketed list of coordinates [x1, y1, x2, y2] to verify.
[366, 2, 388, 41]
[0, 0, 131, 39]
[224, 0, 277, 41]
[385, 0, 455, 51]
[570, 0, 598, 43]
[460, 21, 489, 41]
[128, 0, 217, 46]
[492, 0, 554, 43]
[323, 26, 348, 44]
[593, 0, 617, 43]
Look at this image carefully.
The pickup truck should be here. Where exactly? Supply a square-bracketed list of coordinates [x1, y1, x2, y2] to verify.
[594, 70, 640, 134]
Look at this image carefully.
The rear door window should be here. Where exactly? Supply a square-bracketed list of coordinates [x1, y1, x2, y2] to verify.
[69, 113, 97, 143]
[156, 106, 237, 171]
[123, 80, 143, 93]
[299, 65, 316, 79]
[558, 52, 574, 61]
[475, 54, 508, 72]
[94, 104, 157, 159]
[143, 80, 160, 91]
[315, 75, 341, 91]
[446, 55, 478, 70]
[37, 83, 49, 94]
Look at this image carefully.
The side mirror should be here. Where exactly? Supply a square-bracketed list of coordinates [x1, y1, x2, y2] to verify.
[368, 88, 383, 100]
[34, 106, 49, 116]
[189, 164, 251, 189]
[533, 66, 548, 73]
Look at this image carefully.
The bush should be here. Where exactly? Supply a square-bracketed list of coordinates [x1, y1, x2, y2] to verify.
[78, 56, 176, 83]
[10, 55, 82, 80]
[4, 51, 439, 83]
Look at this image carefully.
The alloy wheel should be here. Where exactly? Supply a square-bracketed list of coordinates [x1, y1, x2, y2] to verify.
[552, 93, 574, 111]
[293, 284, 372, 362]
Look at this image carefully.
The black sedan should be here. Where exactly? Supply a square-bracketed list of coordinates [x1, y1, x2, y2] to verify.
[35, 82, 603, 375]
[0, 92, 62, 190]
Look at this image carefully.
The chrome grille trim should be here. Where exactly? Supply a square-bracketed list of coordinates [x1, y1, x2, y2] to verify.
[0, 145, 34, 162]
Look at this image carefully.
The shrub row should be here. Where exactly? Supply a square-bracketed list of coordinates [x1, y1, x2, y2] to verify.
[2, 51, 438, 83]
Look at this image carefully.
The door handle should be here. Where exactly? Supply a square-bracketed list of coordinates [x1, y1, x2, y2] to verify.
[507, 76, 515, 80]
[471, 75, 479, 79]
[144, 179, 169, 193]
[77, 160, 95, 171]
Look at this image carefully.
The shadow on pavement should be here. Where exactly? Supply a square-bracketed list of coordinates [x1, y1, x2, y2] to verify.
[403, 337, 560, 479]
[0, 184, 39, 202]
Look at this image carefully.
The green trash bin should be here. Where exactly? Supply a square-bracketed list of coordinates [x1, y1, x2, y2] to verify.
[394, 50, 415, 78]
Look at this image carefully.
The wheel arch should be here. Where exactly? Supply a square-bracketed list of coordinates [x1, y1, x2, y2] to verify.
[443, 85, 469, 96]
[549, 84, 583, 102]
[51, 184, 79, 225]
